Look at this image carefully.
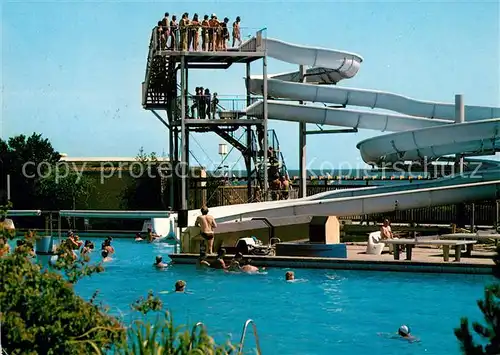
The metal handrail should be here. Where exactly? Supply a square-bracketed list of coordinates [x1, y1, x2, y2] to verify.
[189, 322, 206, 350]
[238, 319, 262, 355]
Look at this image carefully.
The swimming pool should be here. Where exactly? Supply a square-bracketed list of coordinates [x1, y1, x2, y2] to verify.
[68, 238, 491, 355]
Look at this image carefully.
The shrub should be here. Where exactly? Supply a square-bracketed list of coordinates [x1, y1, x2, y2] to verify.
[455, 245, 500, 354]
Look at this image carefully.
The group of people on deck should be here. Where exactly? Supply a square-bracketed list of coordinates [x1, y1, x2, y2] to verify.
[188, 88, 219, 119]
[155, 12, 242, 51]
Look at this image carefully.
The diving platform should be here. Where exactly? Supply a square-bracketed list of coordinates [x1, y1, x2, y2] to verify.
[171, 118, 262, 127]
[156, 50, 265, 68]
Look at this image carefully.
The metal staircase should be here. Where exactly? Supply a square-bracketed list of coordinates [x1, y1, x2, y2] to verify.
[142, 28, 288, 198]
[142, 31, 177, 112]
[254, 129, 289, 184]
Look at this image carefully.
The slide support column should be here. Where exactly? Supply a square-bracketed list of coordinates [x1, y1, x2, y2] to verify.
[262, 55, 269, 199]
[168, 110, 174, 209]
[455, 94, 465, 175]
[180, 55, 187, 210]
[246, 62, 253, 201]
[299, 65, 307, 198]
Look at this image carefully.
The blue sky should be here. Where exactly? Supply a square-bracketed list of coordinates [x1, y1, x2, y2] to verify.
[2, 0, 499, 170]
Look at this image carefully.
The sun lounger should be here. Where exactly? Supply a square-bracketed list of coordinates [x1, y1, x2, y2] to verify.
[382, 239, 477, 262]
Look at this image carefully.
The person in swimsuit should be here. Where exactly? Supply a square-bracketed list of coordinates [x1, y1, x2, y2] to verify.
[220, 17, 230, 50]
[208, 14, 219, 51]
[196, 251, 211, 268]
[232, 16, 241, 47]
[175, 280, 186, 292]
[179, 13, 189, 51]
[154, 255, 168, 268]
[280, 175, 290, 200]
[170, 15, 178, 50]
[201, 15, 209, 51]
[210, 248, 227, 269]
[195, 205, 217, 254]
[397, 325, 418, 342]
[189, 14, 200, 51]
[285, 271, 295, 281]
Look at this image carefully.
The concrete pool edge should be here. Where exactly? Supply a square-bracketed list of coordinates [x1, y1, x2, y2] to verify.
[168, 253, 494, 275]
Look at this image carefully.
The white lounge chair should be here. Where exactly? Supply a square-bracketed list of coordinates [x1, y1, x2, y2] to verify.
[366, 231, 386, 255]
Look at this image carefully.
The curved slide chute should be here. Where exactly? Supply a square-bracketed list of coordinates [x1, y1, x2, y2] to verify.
[174, 37, 500, 225]
[357, 118, 500, 164]
[246, 37, 500, 165]
[248, 78, 500, 121]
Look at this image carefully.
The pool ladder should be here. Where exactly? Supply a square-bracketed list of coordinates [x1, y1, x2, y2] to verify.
[239, 319, 262, 355]
[190, 319, 262, 355]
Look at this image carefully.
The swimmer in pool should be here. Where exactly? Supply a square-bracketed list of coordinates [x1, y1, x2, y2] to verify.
[175, 280, 186, 292]
[101, 249, 112, 262]
[135, 233, 144, 242]
[154, 255, 168, 268]
[285, 271, 295, 281]
[196, 251, 211, 268]
[398, 325, 417, 341]
[210, 248, 228, 269]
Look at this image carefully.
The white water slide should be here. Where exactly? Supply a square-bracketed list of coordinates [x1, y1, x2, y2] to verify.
[246, 38, 500, 165]
[184, 38, 500, 223]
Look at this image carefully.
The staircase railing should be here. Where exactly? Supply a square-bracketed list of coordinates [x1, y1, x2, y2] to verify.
[143, 28, 158, 106]
[268, 129, 289, 177]
[238, 319, 262, 355]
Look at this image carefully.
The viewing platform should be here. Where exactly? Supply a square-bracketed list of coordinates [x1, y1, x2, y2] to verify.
[171, 117, 262, 127]
[155, 49, 265, 68]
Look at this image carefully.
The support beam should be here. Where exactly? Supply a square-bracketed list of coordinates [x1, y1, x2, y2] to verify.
[186, 63, 231, 70]
[180, 56, 187, 210]
[299, 64, 307, 198]
[455, 94, 465, 175]
[306, 128, 358, 135]
[151, 110, 170, 128]
[168, 110, 174, 209]
[262, 56, 269, 199]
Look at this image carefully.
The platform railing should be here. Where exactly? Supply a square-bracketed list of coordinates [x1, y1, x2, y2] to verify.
[238, 319, 262, 355]
[151, 25, 266, 53]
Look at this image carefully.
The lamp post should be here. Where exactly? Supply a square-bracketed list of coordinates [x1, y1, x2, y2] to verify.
[218, 143, 228, 177]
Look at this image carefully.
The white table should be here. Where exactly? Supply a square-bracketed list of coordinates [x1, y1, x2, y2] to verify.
[382, 239, 477, 262]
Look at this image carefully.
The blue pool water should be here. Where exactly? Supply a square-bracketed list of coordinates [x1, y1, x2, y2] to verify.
[63, 238, 491, 355]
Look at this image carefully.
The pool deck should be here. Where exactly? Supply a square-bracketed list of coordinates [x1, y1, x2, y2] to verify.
[169, 244, 496, 275]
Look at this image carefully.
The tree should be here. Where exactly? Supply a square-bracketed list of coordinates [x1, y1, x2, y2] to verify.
[36, 164, 94, 210]
[0, 203, 239, 354]
[455, 246, 500, 354]
[121, 147, 169, 210]
[0, 205, 124, 354]
[0, 133, 61, 209]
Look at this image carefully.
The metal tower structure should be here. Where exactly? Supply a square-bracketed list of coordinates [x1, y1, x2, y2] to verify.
[142, 28, 287, 214]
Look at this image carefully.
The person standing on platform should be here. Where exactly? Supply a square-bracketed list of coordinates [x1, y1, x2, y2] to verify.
[198, 87, 206, 119]
[189, 14, 200, 51]
[201, 15, 210, 51]
[170, 15, 178, 50]
[161, 13, 170, 48]
[211, 92, 219, 118]
[280, 175, 290, 200]
[195, 206, 217, 254]
[232, 16, 241, 47]
[204, 88, 211, 119]
[179, 13, 190, 51]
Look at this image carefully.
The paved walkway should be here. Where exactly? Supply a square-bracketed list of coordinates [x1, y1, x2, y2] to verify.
[346, 243, 495, 265]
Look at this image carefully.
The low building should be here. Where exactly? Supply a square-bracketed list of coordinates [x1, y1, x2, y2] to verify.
[59, 155, 206, 210]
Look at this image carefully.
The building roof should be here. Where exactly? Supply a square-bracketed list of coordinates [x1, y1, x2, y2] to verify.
[60, 156, 170, 162]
